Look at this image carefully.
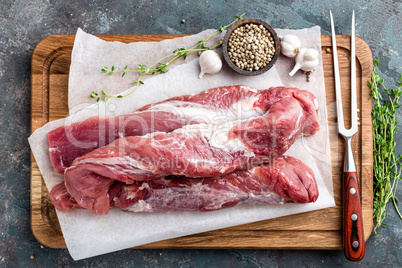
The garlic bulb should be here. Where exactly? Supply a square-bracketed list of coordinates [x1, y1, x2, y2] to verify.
[279, 35, 301, 58]
[289, 48, 319, 76]
[199, 50, 222, 78]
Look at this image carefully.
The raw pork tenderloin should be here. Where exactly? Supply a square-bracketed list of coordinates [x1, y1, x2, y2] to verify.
[49, 85, 287, 173]
[50, 156, 319, 214]
[60, 86, 319, 213]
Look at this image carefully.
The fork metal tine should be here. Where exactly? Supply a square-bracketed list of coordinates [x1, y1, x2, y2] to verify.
[350, 10, 358, 134]
[330, 10, 357, 137]
[330, 11, 345, 134]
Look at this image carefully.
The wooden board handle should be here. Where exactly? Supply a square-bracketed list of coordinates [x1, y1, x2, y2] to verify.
[343, 171, 365, 261]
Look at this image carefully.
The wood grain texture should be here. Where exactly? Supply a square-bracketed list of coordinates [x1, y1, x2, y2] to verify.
[343, 171, 365, 261]
[30, 34, 373, 249]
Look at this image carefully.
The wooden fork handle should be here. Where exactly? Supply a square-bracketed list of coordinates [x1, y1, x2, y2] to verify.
[343, 171, 365, 261]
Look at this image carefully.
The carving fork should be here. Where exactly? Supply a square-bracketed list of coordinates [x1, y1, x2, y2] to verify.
[330, 10, 365, 261]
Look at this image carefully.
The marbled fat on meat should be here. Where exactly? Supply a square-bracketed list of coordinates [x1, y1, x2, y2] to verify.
[62, 86, 320, 213]
[50, 156, 319, 214]
[48, 85, 267, 173]
[116, 156, 319, 212]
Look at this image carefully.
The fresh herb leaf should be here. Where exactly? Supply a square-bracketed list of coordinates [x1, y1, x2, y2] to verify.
[173, 48, 188, 60]
[138, 64, 147, 70]
[157, 63, 166, 69]
[101, 66, 108, 73]
[197, 40, 206, 48]
[90, 92, 99, 98]
[173, 48, 185, 55]
[117, 95, 123, 98]
[132, 80, 144, 85]
[197, 40, 210, 50]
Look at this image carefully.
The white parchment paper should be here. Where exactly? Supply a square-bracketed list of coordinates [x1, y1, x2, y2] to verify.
[68, 28, 223, 114]
[29, 26, 335, 260]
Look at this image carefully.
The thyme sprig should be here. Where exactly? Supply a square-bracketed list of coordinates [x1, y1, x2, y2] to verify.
[369, 59, 402, 234]
[91, 13, 245, 102]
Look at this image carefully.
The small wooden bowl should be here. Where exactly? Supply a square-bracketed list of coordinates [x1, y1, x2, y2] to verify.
[222, 18, 280, 76]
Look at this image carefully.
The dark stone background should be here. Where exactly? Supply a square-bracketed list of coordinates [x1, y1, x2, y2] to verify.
[0, 0, 401, 266]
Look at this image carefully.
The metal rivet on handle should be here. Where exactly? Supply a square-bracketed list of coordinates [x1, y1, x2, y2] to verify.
[352, 241, 359, 248]
[351, 214, 358, 221]
[349, 188, 356, 194]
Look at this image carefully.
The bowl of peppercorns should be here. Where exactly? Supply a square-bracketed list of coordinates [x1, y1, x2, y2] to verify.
[222, 18, 280, 76]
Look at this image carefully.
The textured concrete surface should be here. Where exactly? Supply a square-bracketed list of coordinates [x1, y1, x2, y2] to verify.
[0, 0, 401, 266]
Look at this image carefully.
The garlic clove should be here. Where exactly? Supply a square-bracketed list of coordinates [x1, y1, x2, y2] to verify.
[303, 49, 319, 61]
[280, 35, 301, 58]
[198, 50, 222, 79]
[299, 49, 319, 72]
[289, 48, 319, 76]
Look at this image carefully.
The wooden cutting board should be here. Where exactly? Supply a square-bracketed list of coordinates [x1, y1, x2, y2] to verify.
[31, 34, 373, 249]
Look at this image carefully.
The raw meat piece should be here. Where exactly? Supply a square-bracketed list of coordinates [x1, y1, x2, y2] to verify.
[50, 156, 319, 214]
[48, 85, 293, 173]
[49, 183, 83, 211]
[63, 87, 319, 214]
[63, 133, 270, 214]
[229, 89, 320, 155]
[48, 111, 185, 174]
[64, 87, 319, 180]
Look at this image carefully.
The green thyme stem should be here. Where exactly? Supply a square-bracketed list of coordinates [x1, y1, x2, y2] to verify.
[111, 46, 219, 99]
[109, 69, 141, 74]
[117, 26, 231, 76]
[147, 52, 178, 71]
[369, 59, 402, 234]
[169, 45, 222, 65]
[91, 13, 245, 102]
